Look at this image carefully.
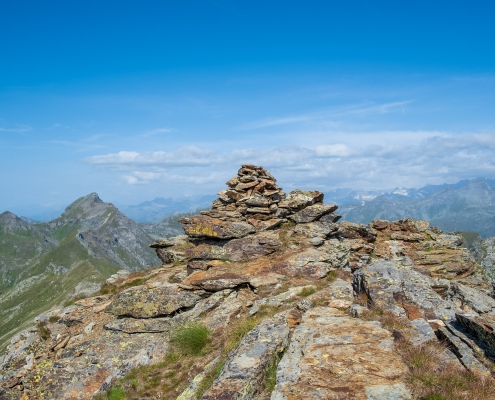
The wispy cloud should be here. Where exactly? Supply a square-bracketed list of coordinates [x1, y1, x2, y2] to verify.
[84, 132, 495, 190]
[140, 127, 177, 137]
[0, 124, 32, 133]
[238, 100, 414, 130]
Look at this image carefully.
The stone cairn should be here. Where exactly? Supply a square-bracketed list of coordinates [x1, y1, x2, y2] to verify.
[199, 164, 341, 225]
[151, 164, 342, 265]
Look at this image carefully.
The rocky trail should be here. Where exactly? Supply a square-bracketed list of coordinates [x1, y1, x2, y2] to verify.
[2, 165, 495, 399]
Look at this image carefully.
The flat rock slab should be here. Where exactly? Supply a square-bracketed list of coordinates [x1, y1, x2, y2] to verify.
[180, 215, 255, 239]
[106, 286, 207, 318]
[273, 249, 333, 279]
[271, 307, 411, 400]
[184, 231, 281, 261]
[202, 313, 290, 400]
[278, 190, 324, 211]
[289, 203, 338, 223]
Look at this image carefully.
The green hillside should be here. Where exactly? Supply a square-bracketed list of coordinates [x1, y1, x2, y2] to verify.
[0, 194, 158, 353]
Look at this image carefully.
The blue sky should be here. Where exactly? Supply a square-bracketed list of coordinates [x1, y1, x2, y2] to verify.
[1, 1, 495, 215]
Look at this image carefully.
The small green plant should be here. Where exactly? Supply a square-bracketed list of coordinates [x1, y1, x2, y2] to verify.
[97, 282, 118, 296]
[196, 359, 225, 398]
[106, 386, 125, 400]
[48, 315, 60, 323]
[424, 394, 447, 400]
[263, 349, 284, 392]
[298, 287, 317, 297]
[325, 270, 338, 282]
[170, 323, 211, 356]
[311, 297, 327, 307]
[36, 321, 50, 341]
[225, 319, 258, 352]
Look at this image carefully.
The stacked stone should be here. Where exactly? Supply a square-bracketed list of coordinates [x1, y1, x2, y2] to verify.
[151, 165, 342, 266]
[195, 164, 341, 230]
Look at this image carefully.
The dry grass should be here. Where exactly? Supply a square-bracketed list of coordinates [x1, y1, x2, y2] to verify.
[360, 307, 411, 332]
[360, 306, 495, 400]
[398, 340, 495, 400]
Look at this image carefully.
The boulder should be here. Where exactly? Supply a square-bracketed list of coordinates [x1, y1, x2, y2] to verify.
[278, 189, 324, 211]
[106, 286, 207, 318]
[289, 203, 338, 223]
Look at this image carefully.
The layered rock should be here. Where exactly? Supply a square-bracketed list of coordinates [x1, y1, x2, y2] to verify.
[3, 165, 495, 399]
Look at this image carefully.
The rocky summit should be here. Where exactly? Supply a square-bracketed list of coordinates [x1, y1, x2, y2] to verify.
[3, 165, 495, 399]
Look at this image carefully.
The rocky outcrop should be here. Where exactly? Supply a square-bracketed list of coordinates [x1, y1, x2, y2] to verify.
[271, 307, 411, 400]
[3, 165, 495, 399]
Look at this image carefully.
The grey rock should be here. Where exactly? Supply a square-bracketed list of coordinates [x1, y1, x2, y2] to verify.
[202, 313, 290, 399]
[289, 203, 338, 223]
[271, 307, 411, 399]
[437, 326, 490, 375]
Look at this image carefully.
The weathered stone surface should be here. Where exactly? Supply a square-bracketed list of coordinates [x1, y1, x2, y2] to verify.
[184, 272, 250, 292]
[456, 313, 495, 353]
[178, 357, 221, 400]
[372, 220, 477, 279]
[319, 213, 341, 223]
[337, 221, 377, 242]
[223, 231, 282, 261]
[354, 261, 458, 320]
[180, 215, 255, 239]
[437, 326, 490, 375]
[184, 231, 281, 262]
[273, 249, 333, 278]
[451, 282, 495, 314]
[155, 247, 186, 264]
[408, 318, 436, 345]
[202, 313, 290, 400]
[249, 285, 316, 316]
[149, 235, 188, 248]
[105, 291, 232, 334]
[106, 285, 207, 318]
[289, 203, 338, 223]
[278, 190, 323, 211]
[271, 307, 411, 400]
[254, 218, 284, 232]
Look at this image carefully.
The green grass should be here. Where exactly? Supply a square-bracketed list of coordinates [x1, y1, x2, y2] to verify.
[170, 323, 211, 356]
[298, 287, 317, 297]
[195, 359, 225, 399]
[106, 386, 125, 400]
[263, 350, 284, 393]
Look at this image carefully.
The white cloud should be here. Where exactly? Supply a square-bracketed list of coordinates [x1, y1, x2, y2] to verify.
[84, 133, 495, 192]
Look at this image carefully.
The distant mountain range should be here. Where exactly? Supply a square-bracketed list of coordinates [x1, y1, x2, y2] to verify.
[336, 179, 495, 238]
[120, 195, 216, 223]
[0, 193, 156, 351]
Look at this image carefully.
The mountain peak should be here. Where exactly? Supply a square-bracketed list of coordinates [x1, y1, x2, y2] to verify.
[0, 210, 35, 233]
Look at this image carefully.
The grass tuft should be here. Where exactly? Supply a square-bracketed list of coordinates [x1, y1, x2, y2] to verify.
[106, 386, 126, 400]
[298, 287, 316, 297]
[36, 321, 50, 341]
[263, 349, 284, 393]
[170, 323, 211, 356]
[195, 359, 225, 399]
